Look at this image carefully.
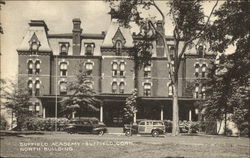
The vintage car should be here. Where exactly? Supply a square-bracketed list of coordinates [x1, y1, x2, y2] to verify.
[123, 120, 165, 137]
[65, 117, 107, 135]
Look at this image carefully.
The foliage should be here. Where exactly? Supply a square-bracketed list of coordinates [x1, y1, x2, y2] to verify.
[61, 62, 101, 118]
[204, 0, 250, 135]
[2, 81, 34, 131]
[123, 89, 138, 124]
[0, 115, 7, 130]
[108, 0, 219, 135]
[25, 117, 69, 131]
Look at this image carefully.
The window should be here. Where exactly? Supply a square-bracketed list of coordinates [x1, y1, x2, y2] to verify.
[85, 63, 93, 76]
[112, 62, 118, 77]
[112, 82, 118, 93]
[144, 64, 151, 78]
[116, 40, 122, 55]
[60, 45, 68, 56]
[60, 82, 67, 95]
[194, 84, 199, 99]
[169, 45, 174, 60]
[201, 86, 206, 99]
[195, 63, 200, 77]
[120, 62, 125, 77]
[85, 45, 93, 56]
[143, 83, 151, 96]
[201, 64, 207, 78]
[28, 60, 33, 74]
[60, 62, 67, 76]
[35, 102, 40, 112]
[28, 80, 33, 96]
[31, 42, 39, 53]
[197, 45, 205, 57]
[35, 61, 40, 75]
[35, 80, 40, 96]
[168, 84, 173, 96]
[119, 82, 125, 94]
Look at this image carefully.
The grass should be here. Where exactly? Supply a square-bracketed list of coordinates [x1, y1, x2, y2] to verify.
[0, 133, 249, 158]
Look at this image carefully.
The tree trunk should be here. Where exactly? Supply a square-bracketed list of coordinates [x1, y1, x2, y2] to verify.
[172, 81, 179, 136]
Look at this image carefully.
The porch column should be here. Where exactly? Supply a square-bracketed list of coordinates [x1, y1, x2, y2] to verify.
[189, 109, 192, 121]
[72, 111, 75, 119]
[100, 104, 103, 123]
[160, 105, 164, 121]
[42, 106, 46, 118]
[133, 112, 137, 125]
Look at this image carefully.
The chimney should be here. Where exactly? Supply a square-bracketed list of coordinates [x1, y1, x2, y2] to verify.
[156, 20, 165, 57]
[72, 18, 82, 55]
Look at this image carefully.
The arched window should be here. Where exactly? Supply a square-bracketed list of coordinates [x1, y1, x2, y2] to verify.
[28, 60, 33, 74]
[197, 45, 205, 57]
[119, 82, 125, 94]
[195, 63, 200, 77]
[27, 80, 33, 96]
[35, 80, 40, 96]
[112, 82, 118, 93]
[35, 61, 40, 74]
[144, 63, 151, 78]
[85, 62, 93, 76]
[143, 83, 151, 96]
[60, 62, 67, 76]
[60, 82, 67, 95]
[61, 45, 67, 55]
[201, 86, 206, 99]
[194, 83, 199, 99]
[112, 62, 118, 77]
[116, 40, 122, 55]
[120, 62, 125, 77]
[168, 84, 173, 96]
[31, 42, 39, 53]
[201, 64, 207, 78]
[86, 45, 93, 56]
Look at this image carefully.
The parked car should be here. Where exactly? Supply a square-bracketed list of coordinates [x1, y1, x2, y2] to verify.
[65, 117, 107, 135]
[123, 120, 165, 137]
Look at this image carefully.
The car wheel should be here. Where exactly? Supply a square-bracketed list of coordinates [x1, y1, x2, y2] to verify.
[125, 130, 132, 136]
[152, 130, 159, 137]
[98, 130, 104, 136]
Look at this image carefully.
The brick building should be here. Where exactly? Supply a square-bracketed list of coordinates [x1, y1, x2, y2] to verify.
[17, 18, 215, 126]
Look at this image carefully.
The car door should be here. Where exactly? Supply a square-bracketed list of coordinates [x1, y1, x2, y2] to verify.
[145, 121, 153, 133]
[138, 121, 146, 133]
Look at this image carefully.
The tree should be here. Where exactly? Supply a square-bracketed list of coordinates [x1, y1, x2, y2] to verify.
[3, 81, 33, 130]
[61, 62, 101, 119]
[204, 0, 250, 135]
[108, 0, 219, 135]
[123, 89, 138, 124]
[0, 0, 5, 34]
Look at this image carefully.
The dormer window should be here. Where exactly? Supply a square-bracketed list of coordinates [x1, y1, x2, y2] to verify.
[197, 45, 205, 58]
[59, 42, 69, 56]
[116, 40, 122, 55]
[29, 33, 40, 54]
[85, 43, 95, 56]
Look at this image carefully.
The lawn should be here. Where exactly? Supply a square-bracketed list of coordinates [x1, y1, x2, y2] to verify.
[0, 133, 249, 158]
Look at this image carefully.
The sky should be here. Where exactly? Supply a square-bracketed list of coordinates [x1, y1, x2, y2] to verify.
[0, 1, 220, 82]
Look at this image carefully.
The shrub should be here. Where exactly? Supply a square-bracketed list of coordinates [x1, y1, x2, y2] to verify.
[25, 117, 69, 131]
[0, 116, 7, 130]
